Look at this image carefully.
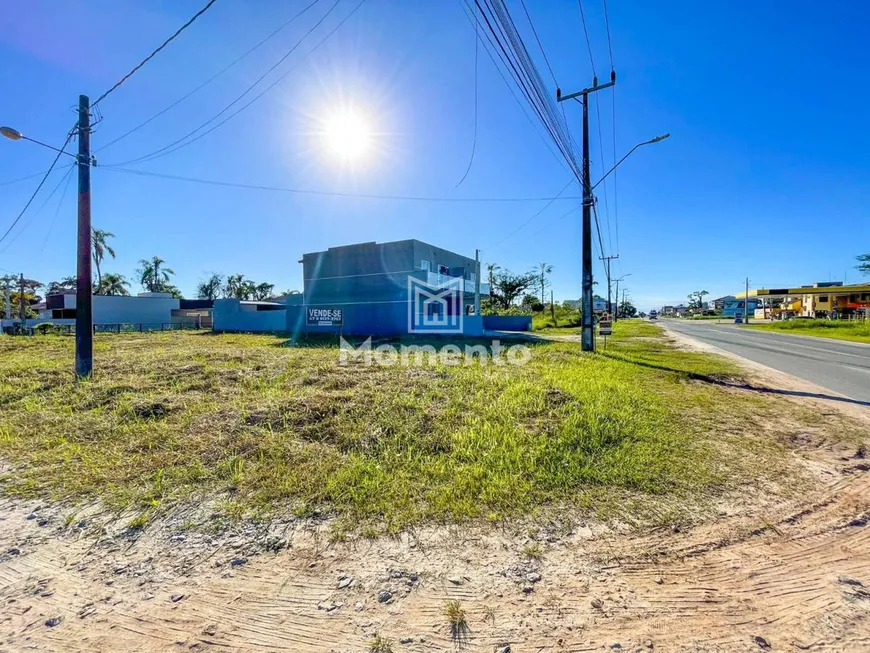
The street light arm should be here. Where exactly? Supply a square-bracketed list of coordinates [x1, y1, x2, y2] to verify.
[1, 126, 77, 160]
[22, 135, 78, 160]
[591, 133, 670, 191]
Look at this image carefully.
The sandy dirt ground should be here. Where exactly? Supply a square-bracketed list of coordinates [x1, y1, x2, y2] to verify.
[2, 337, 870, 652]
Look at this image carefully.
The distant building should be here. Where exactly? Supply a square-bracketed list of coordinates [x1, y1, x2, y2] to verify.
[722, 298, 761, 318]
[661, 305, 675, 316]
[710, 295, 735, 312]
[561, 296, 608, 312]
[35, 293, 212, 329]
[746, 281, 870, 319]
[212, 239, 518, 336]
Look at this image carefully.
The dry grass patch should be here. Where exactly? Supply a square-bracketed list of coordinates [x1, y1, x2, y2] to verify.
[0, 323, 851, 533]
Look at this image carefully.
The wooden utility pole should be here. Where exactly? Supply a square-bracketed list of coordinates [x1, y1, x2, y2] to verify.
[76, 95, 93, 378]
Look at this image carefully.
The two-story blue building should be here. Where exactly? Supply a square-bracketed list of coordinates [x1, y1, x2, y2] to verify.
[292, 239, 485, 336]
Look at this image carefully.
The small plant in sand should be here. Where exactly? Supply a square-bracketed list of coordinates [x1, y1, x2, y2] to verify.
[443, 599, 469, 641]
[369, 634, 393, 653]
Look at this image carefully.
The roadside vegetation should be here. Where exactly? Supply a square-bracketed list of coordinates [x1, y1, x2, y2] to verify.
[747, 319, 870, 344]
[0, 322, 833, 533]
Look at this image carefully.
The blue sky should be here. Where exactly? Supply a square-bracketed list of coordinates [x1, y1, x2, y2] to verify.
[1, 0, 868, 310]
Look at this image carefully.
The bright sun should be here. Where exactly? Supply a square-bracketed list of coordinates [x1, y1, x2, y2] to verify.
[324, 111, 371, 160]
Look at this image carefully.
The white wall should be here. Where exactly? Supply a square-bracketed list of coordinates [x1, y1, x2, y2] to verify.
[43, 294, 180, 326]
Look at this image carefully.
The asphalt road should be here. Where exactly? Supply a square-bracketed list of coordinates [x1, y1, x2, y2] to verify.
[662, 319, 870, 404]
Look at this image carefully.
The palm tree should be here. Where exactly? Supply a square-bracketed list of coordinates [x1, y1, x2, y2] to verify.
[197, 273, 223, 300]
[46, 276, 77, 295]
[137, 257, 175, 292]
[224, 274, 245, 299]
[253, 282, 275, 301]
[97, 273, 130, 296]
[92, 229, 116, 291]
[239, 280, 257, 300]
[538, 262, 553, 306]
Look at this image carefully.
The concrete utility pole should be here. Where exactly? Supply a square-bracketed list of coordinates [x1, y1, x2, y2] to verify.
[76, 95, 93, 378]
[474, 249, 481, 316]
[745, 277, 750, 325]
[557, 72, 616, 352]
[600, 254, 618, 317]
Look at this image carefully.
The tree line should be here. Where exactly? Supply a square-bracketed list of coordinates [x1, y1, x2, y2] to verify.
[1, 228, 291, 318]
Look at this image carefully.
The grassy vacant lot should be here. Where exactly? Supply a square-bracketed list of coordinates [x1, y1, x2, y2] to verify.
[0, 322, 815, 532]
[532, 305, 580, 331]
[747, 319, 870, 344]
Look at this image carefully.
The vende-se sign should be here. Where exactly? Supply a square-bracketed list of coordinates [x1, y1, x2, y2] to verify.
[599, 319, 612, 336]
[307, 307, 343, 326]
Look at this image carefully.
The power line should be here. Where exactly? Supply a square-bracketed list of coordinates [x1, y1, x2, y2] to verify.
[460, 1, 574, 177]
[38, 166, 76, 256]
[602, 0, 614, 71]
[576, 0, 597, 77]
[454, 13, 479, 187]
[472, 0, 581, 182]
[594, 95, 613, 253]
[485, 177, 577, 250]
[93, 0, 220, 106]
[100, 166, 585, 202]
[0, 163, 75, 255]
[527, 204, 580, 239]
[104, 0, 354, 167]
[96, 0, 320, 152]
[0, 128, 76, 248]
[519, 0, 557, 87]
[0, 164, 74, 188]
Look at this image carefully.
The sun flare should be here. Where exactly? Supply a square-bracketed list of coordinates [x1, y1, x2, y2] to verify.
[323, 111, 371, 160]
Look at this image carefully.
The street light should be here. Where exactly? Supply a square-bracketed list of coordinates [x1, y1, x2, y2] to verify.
[613, 273, 631, 323]
[1, 125, 77, 159]
[591, 133, 670, 191]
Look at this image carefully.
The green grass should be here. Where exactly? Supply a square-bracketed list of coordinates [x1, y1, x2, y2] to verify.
[746, 319, 870, 344]
[532, 306, 580, 331]
[0, 324, 828, 533]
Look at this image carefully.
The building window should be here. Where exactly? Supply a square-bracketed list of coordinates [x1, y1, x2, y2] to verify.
[438, 264, 450, 275]
[420, 260, 430, 272]
[468, 272, 476, 284]
[819, 295, 828, 303]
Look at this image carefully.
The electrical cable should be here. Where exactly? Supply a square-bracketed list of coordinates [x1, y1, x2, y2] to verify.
[602, 0, 614, 71]
[519, 0, 557, 86]
[460, 1, 574, 177]
[594, 95, 613, 253]
[518, 0, 575, 152]
[527, 205, 580, 239]
[485, 177, 576, 250]
[37, 166, 76, 256]
[474, 0, 572, 167]
[96, 0, 321, 152]
[0, 164, 75, 188]
[104, 0, 353, 167]
[100, 166, 585, 202]
[577, 0, 597, 77]
[473, 0, 581, 182]
[0, 128, 76, 248]
[93, 0, 219, 106]
[454, 12, 479, 187]
[0, 163, 75, 255]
